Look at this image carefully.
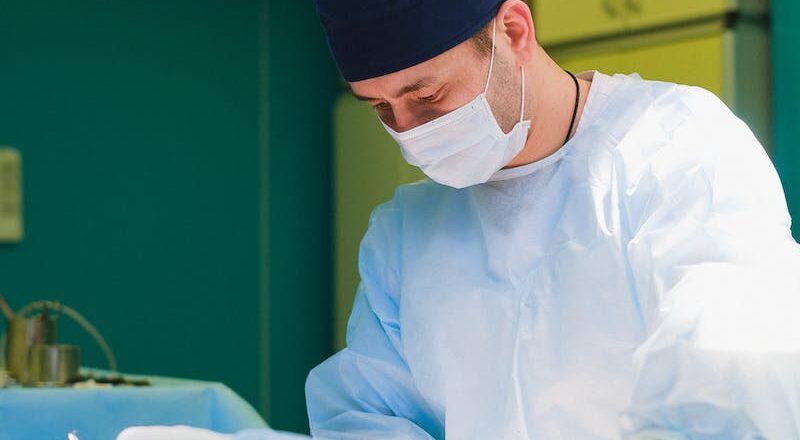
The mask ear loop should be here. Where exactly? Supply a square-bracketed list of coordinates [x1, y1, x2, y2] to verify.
[519, 65, 526, 123]
[484, 19, 497, 95]
[484, 19, 526, 124]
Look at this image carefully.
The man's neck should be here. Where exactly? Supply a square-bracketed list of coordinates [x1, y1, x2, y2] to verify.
[504, 57, 592, 169]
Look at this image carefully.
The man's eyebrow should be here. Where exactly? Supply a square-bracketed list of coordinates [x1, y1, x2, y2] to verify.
[394, 77, 436, 98]
[349, 76, 438, 102]
[350, 90, 374, 102]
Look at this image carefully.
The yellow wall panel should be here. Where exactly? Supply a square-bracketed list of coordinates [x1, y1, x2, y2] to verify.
[531, 0, 627, 46]
[554, 33, 726, 101]
[334, 95, 423, 348]
[627, 0, 729, 30]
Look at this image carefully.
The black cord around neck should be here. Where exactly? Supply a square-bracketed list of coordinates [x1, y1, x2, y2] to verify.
[563, 70, 580, 145]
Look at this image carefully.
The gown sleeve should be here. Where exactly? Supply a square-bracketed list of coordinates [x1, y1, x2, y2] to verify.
[620, 87, 800, 439]
[305, 200, 443, 440]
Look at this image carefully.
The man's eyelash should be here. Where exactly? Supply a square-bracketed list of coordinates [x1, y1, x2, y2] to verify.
[419, 93, 440, 103]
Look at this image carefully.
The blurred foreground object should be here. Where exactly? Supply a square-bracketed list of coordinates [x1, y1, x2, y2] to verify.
[117, 426, 233, 440]
[0, 372, 266, 439]
[117, 426, 309, 440]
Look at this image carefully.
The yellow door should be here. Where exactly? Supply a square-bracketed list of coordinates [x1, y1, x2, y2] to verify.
[531, 0, 627, 46]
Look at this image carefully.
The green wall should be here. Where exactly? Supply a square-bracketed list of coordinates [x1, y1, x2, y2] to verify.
[262, 0, 339, 433]
[773, 0, 800, 239]
[0, 0, 263, 406]
[0, 0, 337, 434]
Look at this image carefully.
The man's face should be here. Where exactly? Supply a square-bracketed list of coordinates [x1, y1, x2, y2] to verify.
[349, 34, 523, 135]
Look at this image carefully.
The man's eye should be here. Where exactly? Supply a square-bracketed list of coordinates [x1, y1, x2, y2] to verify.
[419, 94, 439, 103]
[373, 102, 390, 111]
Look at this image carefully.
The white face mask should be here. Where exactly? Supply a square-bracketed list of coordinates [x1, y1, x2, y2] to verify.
[380, 19, 530, 189]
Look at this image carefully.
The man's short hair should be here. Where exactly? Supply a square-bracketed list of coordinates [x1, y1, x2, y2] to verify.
[471, 21, 493, 58]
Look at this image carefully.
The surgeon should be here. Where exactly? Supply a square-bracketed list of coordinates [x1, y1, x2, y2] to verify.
[304, 0, 800, 439]
[118, 0, 800, 439]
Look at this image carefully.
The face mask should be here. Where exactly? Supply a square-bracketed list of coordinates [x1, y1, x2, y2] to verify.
[380, 19, 530, 189]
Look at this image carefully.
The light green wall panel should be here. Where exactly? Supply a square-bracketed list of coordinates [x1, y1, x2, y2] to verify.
[532, 0, 628, 46]
[555, 32, 725, 98]
[531, 0, 732, 47]
[550, 19, 770, 149]
[625, 0, 729, 30]
[333, 95, 423, 349]
[539, 0, 770, 147]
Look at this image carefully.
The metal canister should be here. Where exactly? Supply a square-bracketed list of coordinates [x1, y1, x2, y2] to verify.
[5, 315, 57, 383]
[26, 344, 80, 386]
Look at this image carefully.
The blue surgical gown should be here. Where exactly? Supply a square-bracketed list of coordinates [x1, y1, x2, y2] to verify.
[305, 71, 800, 439]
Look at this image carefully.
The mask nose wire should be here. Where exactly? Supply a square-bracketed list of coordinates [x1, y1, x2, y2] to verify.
[484, 19, 527, 125]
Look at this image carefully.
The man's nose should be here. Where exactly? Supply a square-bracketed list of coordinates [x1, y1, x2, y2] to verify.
[391, 108, 417, 133]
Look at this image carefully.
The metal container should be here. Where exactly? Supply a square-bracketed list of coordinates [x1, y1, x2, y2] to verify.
[5, 315, 57, 383]
[26, 344, 80, 386]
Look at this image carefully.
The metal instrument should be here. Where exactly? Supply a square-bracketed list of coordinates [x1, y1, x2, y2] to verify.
[6, 311, 58, 383]
[28, 344, 81, 386]
[0, 295, 117, 387]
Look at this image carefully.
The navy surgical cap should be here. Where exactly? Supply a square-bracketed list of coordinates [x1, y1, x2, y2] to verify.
[315, 0, 505, 82]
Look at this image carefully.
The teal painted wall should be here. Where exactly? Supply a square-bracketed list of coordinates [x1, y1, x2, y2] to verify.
[773, 0, 800, 239]
[0, 0, 338, 433]
[0, 0, 263, 406]
[262, 1, 338, 433]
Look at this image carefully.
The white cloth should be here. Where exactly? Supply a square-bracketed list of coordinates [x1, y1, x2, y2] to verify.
[116, 426, 308, 440]
[117, 426, 234, 440]
[305, 71, 800, 439]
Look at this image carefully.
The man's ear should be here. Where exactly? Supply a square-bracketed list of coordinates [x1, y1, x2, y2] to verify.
[497, 0, 536, 65]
